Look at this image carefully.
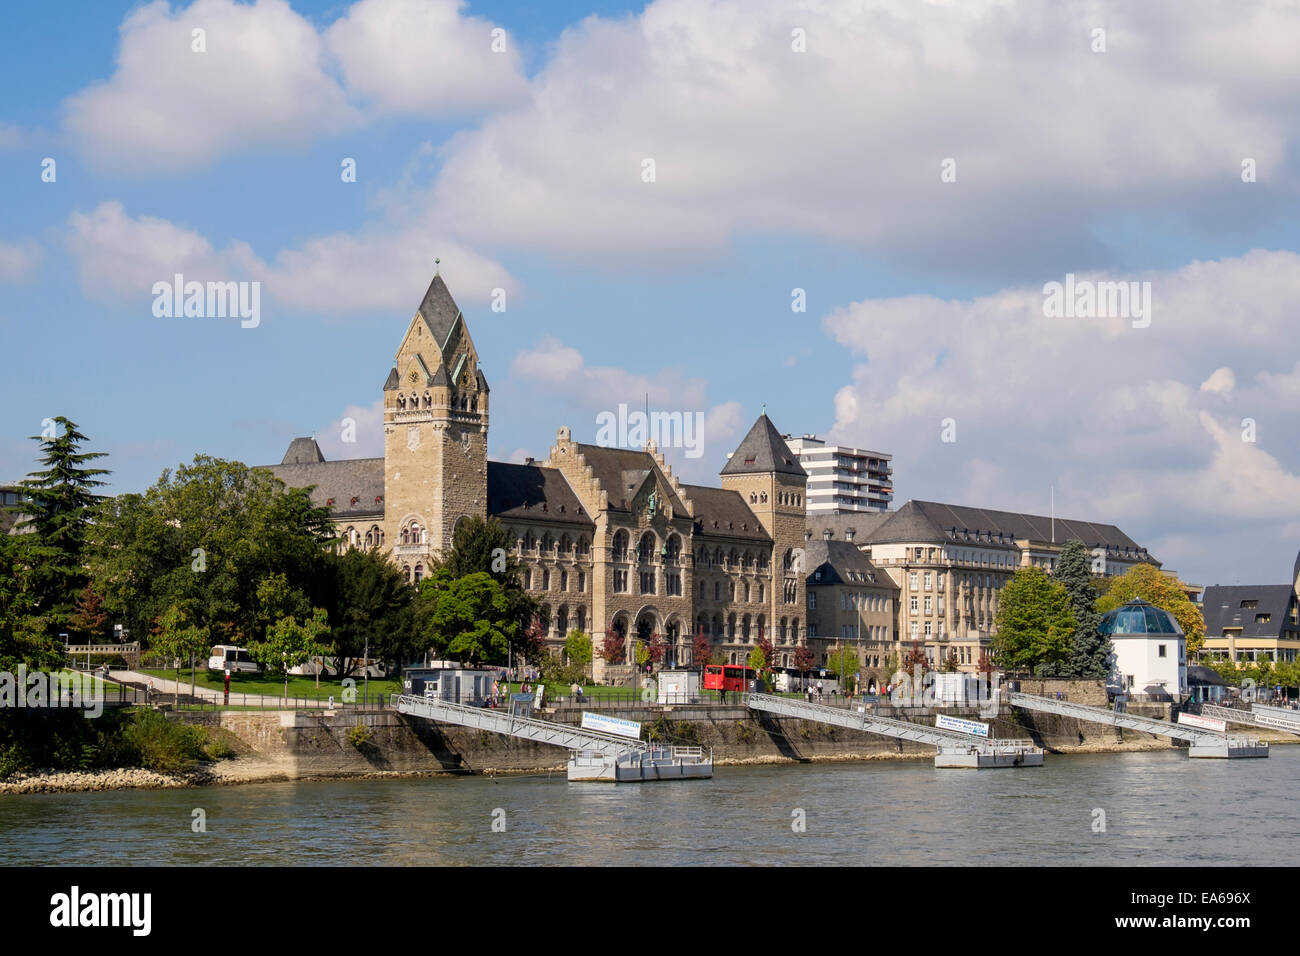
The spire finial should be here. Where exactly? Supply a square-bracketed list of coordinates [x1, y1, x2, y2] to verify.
[434, 256, 440, 276]
[761, 402, 767, 417]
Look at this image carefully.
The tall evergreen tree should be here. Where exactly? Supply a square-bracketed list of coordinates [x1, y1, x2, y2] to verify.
[1051, 539, 1111, 678]
[13, 417, 110, 634]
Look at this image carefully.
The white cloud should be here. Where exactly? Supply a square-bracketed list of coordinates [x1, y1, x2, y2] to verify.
[62, 0, 527, 174]
[821, 249, 1300, 584]
[0, 240, 42, 283]
[317, 398, 384, 459]
[65, 201, 514, 312]
[0, 124, 25, 150]
[423, 0, 1300, 268]
[1200, 367, 1236, 396]
[326, 0, 528, 117]
[65, 0, 359, 174]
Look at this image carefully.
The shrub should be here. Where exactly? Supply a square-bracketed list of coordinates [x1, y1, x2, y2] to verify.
[120, 709, 206, 772]
[347, 723, 373, 748]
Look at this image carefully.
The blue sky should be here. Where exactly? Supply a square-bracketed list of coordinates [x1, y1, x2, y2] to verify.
[2, 0, 1299, 587]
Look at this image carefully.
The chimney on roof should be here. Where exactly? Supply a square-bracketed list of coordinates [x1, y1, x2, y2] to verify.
[525, 457, 535, 465]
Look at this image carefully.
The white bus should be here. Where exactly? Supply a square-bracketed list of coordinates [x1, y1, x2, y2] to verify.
[207, 645, 261, 673]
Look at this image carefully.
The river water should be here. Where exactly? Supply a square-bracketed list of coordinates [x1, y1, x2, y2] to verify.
[3, 747, 1296, 866]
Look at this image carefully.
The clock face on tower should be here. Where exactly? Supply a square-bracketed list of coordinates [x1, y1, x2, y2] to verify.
[408, 370, 418, 384]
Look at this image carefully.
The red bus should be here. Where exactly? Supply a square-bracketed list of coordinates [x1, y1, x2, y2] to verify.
[703, 665, 758, 693]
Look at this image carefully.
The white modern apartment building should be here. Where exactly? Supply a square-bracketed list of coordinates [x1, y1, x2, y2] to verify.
[784, 435, 893, 514]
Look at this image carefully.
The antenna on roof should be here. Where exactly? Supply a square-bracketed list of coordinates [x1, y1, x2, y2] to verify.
[1050, 484, 1055, 544]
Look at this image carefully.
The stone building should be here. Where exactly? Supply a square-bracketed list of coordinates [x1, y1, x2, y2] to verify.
[808, 499, 1158, 674]
[803, 537, 899, 691]
[260, 272, 811, 673]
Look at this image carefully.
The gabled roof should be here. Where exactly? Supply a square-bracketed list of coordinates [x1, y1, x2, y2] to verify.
[1202, 585, 1299, 640]
[804, 539, 895, 588]
[720, 414, 807, 477]
[260, 457, 385, 518]
[682, 484, 771, 541]
[571, 443, 689, 514]
[415, 273, 463, 348]
[865, 499, 1153, 559]
[487, 461, 594, 527]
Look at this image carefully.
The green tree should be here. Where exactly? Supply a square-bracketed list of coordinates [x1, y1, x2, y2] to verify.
[1097, 564, 1205, 655]
[251, 608, 332, 702]
[152, 604, 211, 706]
[825, 646, 859, 691]
[88, 457, 334, 650]
[12, 417, 110, 634]
[564, 629, 593, 678]
[1051, 539, 1110, 678]
[320, 548, 415, 677]
[417, 570, 516, 665]
[431, 515, 541, 662]
[992, 567, 1076, 675]
[0, 532, 62, 669]
[746, 645, 767, 677]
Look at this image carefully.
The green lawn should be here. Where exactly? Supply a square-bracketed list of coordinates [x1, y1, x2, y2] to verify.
[139, 668, 401, 700]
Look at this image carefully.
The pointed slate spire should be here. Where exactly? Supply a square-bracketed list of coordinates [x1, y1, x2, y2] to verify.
[415, 272, 463, 348]
[720, 413, 807, 477]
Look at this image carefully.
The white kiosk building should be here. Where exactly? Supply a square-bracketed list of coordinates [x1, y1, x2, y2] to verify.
[1101, 598, 1186, 702]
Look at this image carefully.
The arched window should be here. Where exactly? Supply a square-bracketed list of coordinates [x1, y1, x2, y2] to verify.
[665, 534, 681, 564]
[612, 530, 629, 561]
[397, 394, 407, 410]
[576, 537, 589, 556]
[413, 564, 424, 582]
[524, 531, 536, 552]
[576, 607, 587, 632]
[403, 564, 412, 581]
[742, 614, 751, 641]
[638, 532, 656, 563]
[423, 391, 431, 408]
[750, 492, 757, 503]
[727, 614, 736, 639]
[559, 534, 572, 554]
[541, 532, 553, 554]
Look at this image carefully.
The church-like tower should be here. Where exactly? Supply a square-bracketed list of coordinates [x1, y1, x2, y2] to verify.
[382, 272, 490, 569]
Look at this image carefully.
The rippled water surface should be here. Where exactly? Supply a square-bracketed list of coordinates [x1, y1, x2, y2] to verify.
[3, 747, 1296, 865]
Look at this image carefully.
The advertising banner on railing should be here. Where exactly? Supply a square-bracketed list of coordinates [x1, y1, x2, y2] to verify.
[1177, 711, 1226, 732]
[935, 714, 990, 737]
[581, 712, 642, 739]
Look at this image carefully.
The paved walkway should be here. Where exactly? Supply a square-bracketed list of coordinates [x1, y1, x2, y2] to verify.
[111, 670, 337, 708]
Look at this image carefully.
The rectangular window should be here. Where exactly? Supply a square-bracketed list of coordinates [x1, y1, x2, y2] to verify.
[924, 596, 932, 614]
[910, 596, 918, 613]
[937, 574, 944, 591]
[560, 571, 568, 592]
[641, 571, 655, 595]
[924, 621, 933, 637]
[578, 572, 586, 593]
[542, 569, 550, 590]
[909, 573, 918, 590]
[924, 572, 932, 591]
[841, 593, 848, 611]
[808, 591, 816, 610]
[1158, 645, 1167, 658]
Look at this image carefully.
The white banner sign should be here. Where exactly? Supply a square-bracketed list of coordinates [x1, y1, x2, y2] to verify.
[581, 712, 642, 740]
[1177, 711, 1226, 733]
[935, 714, 990, 738]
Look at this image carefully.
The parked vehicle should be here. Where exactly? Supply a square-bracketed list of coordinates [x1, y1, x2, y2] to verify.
[207, 645, 261, 673]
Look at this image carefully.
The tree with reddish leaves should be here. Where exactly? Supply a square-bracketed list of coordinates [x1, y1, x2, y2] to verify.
[755, 634, 776, 676]
[647, 631, 665, 665]
[903, 640, 928, 677]
[976, 649, 995, 680]
[601, 626, 626, 664]
[69, 583, 108, 641]
[793, 643, 816, 679]
[519, 619, 547, 664]
[691, 629, 711, 669]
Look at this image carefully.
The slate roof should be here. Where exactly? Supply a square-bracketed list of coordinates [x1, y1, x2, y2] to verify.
[260, 455, 385, 518]
[571, 443, 689, 514]
[720, 414, 807, 477]
[866, 499, 1154, 560]
[281, 437, 326, 465]
[415, 273, 463, 348]
[804, 539, 895, 588]
[681, 484, 771, 541]
[806, 511, 892, 543]
[487, 461, 594, 527]
[1202, 585, 1300, 640]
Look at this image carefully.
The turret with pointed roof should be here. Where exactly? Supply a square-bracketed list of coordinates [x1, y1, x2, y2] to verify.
[382, 270, 490, 559]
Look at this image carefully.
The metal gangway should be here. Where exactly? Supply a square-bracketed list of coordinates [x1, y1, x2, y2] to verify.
[744, 693, 1040, 766]
[1200, 703, 1300, 736]
[1009, 693, 1267, 758]
[392, 694, 648, 756]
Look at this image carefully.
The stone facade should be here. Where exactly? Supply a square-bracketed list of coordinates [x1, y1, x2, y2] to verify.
[261, 272, 813, 673]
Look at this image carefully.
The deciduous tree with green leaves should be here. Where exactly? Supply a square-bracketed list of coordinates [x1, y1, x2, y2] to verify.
[151, 604, 211, 706]
[564, 629, 593, 678]
[992, 567, 1076, 675]
[251, 608, 332, 702]
[416, 570, 516, 665]
[1096, 563, 1205, 655]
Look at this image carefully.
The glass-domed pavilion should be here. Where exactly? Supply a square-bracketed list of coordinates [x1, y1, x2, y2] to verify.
[1100, 598, 1186, 701]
